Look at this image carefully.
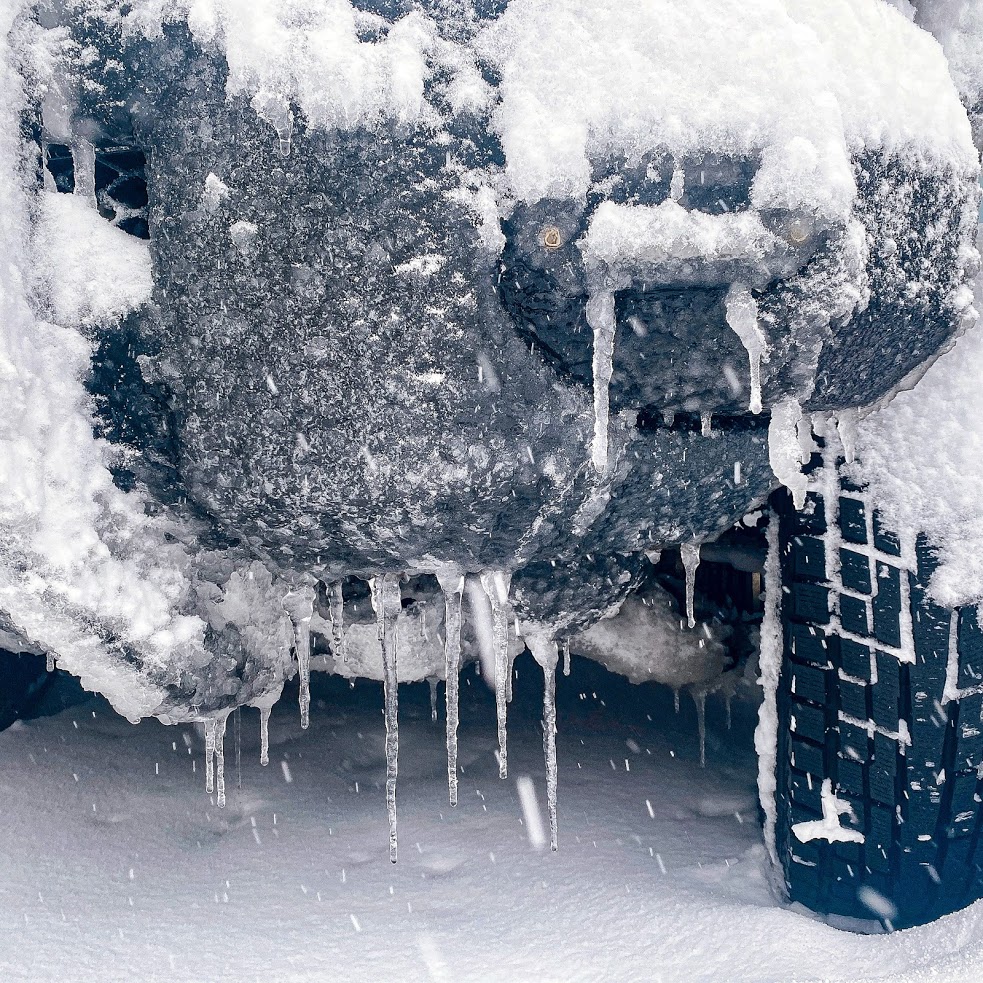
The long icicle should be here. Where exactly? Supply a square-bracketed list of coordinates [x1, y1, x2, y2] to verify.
[680, 542, 701, 629]
[215, 714, 228, 808]
[436, 568, 465, 807]
[329, 580, 347, 663]
[480, 570, 513, 779]
[562, 638, 571, 677]
[525, 631, 560, 852]
[693, 690, 707, 768]
[295, 616, 312, 730]
[205, 718, 216, 794]
[260, 706, 271, 766]
[235, 706, 242, 791]
[586, 289, 617, 472]
[372, 573, 402, 863]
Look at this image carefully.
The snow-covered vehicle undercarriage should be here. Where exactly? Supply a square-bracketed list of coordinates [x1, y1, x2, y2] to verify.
[2, 0, 983, 933]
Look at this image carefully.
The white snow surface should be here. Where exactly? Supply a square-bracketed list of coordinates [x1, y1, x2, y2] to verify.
[0, 2, 206, 720]
[852, 264, 983, 608]
[6, 677, 983, 982]
[570, 587, 728, 690]
[479, 0, 975, 212]
[916, 0, 983, 110]
[33, 192, 153, 326]
[120, 1, 978, 225]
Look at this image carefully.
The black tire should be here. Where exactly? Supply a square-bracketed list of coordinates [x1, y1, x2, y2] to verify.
[772, 474, 983, 929]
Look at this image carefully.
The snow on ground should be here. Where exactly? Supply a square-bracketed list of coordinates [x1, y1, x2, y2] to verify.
[3, 657, 983, 983]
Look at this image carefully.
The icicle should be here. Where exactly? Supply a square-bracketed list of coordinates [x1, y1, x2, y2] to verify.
[586, 289, 616, 472]
[480, 570, 513, 779]
[701, 411, 712, 437]
[71, 137, 96, 203]
[436, 568, 465, 807]
[725, 693, 733, 731]
[204, 718, 216, 794]
[670, 165, 685, 202]
[724, 282, 768, 414]
[329, 580, 347, 663]
[215, 714, 228, 808]
[525, 630, 560, 852]
[294, 617, 312, 730]
[371, 573, 402, 863]
[768, 397, 809, 509]
[252, 91, 294, 158]
[680, 542, 701, 629]
[235, 707, 242, 791]
[260, 706, 271, 766]
[674, 688, 681, 714]
[693, 690, 707, 768]
[562, 638, 571, 677]
[428, 677, 439, 724]
[835, 408, 858, 464]
[46, 652, 54, 673]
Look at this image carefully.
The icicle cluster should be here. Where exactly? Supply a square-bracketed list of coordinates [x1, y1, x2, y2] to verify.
[193, 567, 570, 862]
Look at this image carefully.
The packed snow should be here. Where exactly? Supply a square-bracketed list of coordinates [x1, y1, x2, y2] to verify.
[852, 262, 983, 608]
[5, 664, 983, 983]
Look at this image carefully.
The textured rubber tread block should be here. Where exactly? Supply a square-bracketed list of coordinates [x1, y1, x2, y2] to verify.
[840, 638, 873, 681]
[838, 721, 869, 762]
[954, 699, 983, 773]
[790, 582, 831, 624]
[790, 771, 823, 813]
[791, 700, 827, 744]
[907, 794, 942, 832]
[790, 495, 827, 536]
[869, 804, 893, 848]
[791, 801, 823, 829]
[947, 816, 976, 839]
[829, 847, 864, 875]
[951, 774, 979, 816]
[872, 564, 903, 649]
[789, 623, 830, 667]
[790, 738, 825, 778]
[786, 865, 823, 910]
[790, 662, 828, 705]
[872, 512, 902, 557]
[870, 761, 896, 807]
[839, 680, 868, 720]
[840, 594, 870, 637]
[789, 838, 822, 868]
[866, 842, 891, 874]
[840, 794, 866, 832]
[909, 599, 951, 692]
[840, 548, 872, 594]
[839, 498, 867, 546]
[837, 758, 865, 797]
[914, 533, 941, 582]
[957, 608, 983, 690]
[791, 536, 826, 582]
[872, 654, 901, 729]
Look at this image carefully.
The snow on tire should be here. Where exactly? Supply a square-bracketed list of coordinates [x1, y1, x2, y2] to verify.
[770, 476, 983, 930]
